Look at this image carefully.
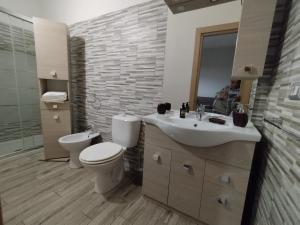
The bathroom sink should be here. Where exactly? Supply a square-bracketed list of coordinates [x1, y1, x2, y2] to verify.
[143, 111, 261, 147]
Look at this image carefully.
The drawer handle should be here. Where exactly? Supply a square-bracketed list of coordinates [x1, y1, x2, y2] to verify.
[217, 196, 228, 206]
[53, 115, 59, 120]
[220, 175, 231, 184]
[152, 153, 160, 162]
[183, 163, 192, 171]
[50, 70, 57, 78]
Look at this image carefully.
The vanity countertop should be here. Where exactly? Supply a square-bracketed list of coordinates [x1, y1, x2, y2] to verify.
[143, 111, 261, 147]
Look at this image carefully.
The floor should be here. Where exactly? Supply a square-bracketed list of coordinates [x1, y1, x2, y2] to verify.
[0, 149, 202, 225]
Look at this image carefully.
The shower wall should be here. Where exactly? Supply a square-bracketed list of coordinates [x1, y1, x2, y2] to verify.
[0, 12, 42, 156]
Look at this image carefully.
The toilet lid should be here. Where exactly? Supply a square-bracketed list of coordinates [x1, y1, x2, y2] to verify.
[80, 142, 123, 162]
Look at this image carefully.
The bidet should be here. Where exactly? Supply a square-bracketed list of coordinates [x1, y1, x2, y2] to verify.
[58, 132, 100, 168]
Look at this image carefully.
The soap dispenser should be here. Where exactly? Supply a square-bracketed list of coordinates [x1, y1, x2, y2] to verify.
[185, 102, 190, 113]
[180, 103, 186, 118]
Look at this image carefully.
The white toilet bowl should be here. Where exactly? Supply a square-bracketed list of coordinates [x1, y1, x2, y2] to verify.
[58, 132, 99, 168]
[79, 142, 125, 193]
[79, 114, 141, 194]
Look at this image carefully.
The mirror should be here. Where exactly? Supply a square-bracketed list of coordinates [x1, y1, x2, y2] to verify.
[189, 23, 252, 115]
[198, 32, 238, 115]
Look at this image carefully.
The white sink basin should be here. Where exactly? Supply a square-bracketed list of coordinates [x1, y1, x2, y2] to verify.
[143, 111, 261, 147]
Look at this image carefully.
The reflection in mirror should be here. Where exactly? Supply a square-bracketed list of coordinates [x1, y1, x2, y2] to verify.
[190, 23, 252, 115]
[197, 32, 240, 115]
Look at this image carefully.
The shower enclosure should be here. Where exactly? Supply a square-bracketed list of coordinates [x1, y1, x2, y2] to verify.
[0, 9, 42, 157]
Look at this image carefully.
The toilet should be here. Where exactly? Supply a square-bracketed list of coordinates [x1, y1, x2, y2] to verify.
[79, 114, 141, 193]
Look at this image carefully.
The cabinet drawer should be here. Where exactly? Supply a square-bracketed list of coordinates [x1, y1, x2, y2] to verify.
[205, 161, 250, 194]
[199, 181, 246, 225]
[142, 143, 171, 204]
[168, 151, 205, 218]
[40, 109, 71, 133]
[40, 102, 70, 111]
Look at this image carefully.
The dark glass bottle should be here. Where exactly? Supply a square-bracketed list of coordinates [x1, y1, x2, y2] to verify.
[186, 102, 190, 113]
[180, 103, 186, 118]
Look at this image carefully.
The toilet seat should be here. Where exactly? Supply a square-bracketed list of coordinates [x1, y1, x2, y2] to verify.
[79, 142, 124, 165]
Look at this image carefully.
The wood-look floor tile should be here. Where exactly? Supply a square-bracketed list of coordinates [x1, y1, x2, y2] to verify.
[0, 149, 203, 225]
[111, 217, 126, 225]
[3, 191, 60, 225]
[41, 190, 95, 225]
[23, 182, 93, 225]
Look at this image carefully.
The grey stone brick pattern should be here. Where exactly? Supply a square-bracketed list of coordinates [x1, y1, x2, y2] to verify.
[252, 1, 300, 224]
[69, 0, 167, 172]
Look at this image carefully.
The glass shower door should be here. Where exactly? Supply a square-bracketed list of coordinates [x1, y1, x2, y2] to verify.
[0, 11, 42, 157]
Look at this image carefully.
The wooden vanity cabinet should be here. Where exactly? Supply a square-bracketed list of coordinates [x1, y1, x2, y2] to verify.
[33, 18, 72, 160]
[142, 124, 255, 225]
[231, 0, 277, 79]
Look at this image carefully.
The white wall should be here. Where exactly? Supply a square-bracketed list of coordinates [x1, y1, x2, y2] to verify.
[198, 47, 235, 97]
[1, 0, 242, 109]
[0, 0, 43, 18]
[163, 1, 241, 108]
[39, 0, 151, 25]
[0, 0, 151, 24]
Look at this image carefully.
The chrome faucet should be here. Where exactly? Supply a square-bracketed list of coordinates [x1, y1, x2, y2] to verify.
[196, 104, 206, 121]
[86, 124, 95, 137]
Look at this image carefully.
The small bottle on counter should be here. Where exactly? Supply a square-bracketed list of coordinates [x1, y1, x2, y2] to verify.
[180, 103, 186, 118]
[185, 102, 190, 113]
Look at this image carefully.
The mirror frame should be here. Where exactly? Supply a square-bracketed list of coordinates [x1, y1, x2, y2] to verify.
[189, 22, 253, 111]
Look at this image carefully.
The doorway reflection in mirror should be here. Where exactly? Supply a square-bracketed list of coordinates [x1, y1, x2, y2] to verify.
[197, 32, 239, 115]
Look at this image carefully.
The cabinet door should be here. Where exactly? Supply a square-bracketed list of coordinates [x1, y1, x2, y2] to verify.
[199, 181, 246, 225]
[231, 0, 276, 79]
[33, 17, 69, 80]
[142, 143, 171, 204]
[40, 109, 71, 159]
[168, 151, 205, 218]
[205, 161, 250, 194]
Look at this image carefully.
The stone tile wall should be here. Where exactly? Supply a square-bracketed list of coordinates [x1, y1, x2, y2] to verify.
[251, 0, 300, 224]
[69, 0, 168, 174]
